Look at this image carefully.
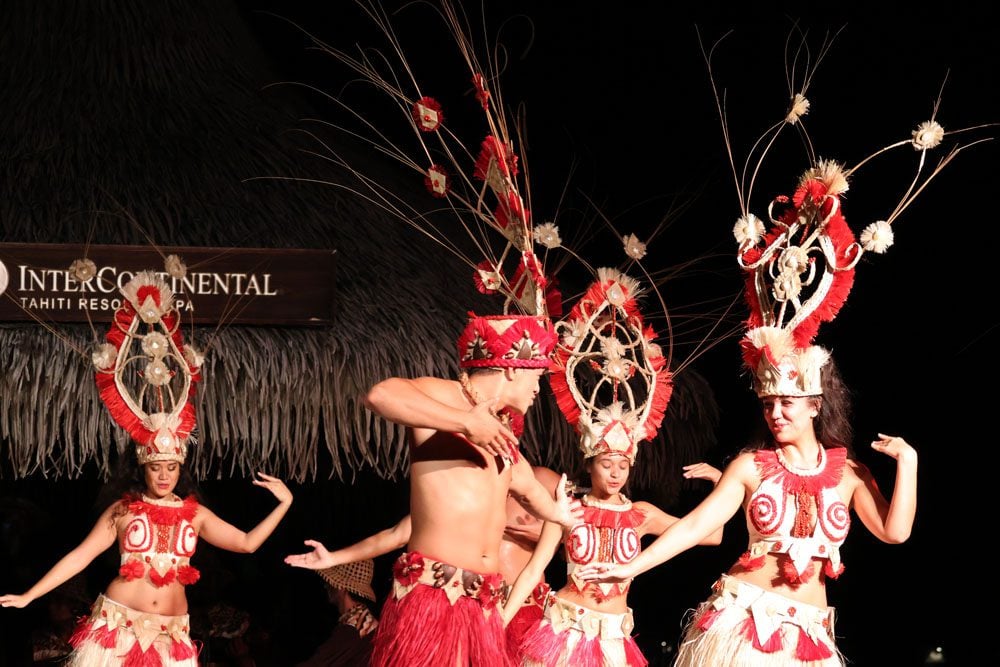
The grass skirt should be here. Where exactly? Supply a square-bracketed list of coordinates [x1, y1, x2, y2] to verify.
[675, 574, 843, 667]
[370, 551, 511, 667]
[66, 594, 198, 666]
[505, 582, 550, 663]
[516, 594, 646, 667]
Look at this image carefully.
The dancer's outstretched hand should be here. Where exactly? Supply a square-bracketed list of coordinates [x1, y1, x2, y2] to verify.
[870, 434, 917, 464]
[0, 593, 31, 609]
[682, 462, 722, 484]
[284, 539, 333, 570]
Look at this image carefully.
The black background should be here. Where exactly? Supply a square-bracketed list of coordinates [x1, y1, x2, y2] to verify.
[3, 3, 997, 666]
[234, 4, 996, 664]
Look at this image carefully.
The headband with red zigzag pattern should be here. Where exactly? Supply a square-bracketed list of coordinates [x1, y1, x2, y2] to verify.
[456, 312, 557, 370]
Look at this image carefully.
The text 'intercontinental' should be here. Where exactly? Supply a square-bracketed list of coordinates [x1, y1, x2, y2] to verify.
[15, 266, 278, 312]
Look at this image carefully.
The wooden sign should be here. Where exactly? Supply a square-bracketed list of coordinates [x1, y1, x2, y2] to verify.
[0, 242, 336, 326]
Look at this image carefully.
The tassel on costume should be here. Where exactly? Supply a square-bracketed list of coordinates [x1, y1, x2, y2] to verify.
[795, 626, 834, 661]
[739, 550, 766, 571]
[623, 636, 647, 666]
[740, 616, 784, 653]
[169, 638, 198, 661]
[781, 556, 816, 585]
[823, 560, 845, 579]
[567, 634, 607, 667]
[123, 641, 163, 667]
[96, 625, 119, 649]
[68, 620, 94, 648]
[518, 621, 568, 666]
[695, 607, 723, 632]
[506, 604, 543, 662]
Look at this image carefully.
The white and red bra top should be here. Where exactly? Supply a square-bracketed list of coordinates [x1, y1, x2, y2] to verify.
[118, 494, 201, 588]
[741, 446, 851, 584]
[565, 495, 645, 602]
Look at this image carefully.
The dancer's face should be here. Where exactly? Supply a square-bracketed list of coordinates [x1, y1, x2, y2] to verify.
[144, 461, 181, 499]
[503, 367, 546, 414]
[761, 395, 819, 444]
[588, 453, 631, 498]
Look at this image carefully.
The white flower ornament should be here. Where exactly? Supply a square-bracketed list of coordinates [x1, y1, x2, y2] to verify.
[860, 220, 894, 253]
[532, 222, 562, 249]
[622, 234, 647, 260]
[911, 120, 944, 150]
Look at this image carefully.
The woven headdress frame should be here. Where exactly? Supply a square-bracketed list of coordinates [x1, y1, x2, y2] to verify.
[91, 267, 203, 464]
[549, 268, 672, 463]
[702, 28, 995, 396]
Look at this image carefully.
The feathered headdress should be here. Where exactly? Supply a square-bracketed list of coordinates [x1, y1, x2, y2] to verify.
[708, 30, 994, 396]
[91, 266, 203, 464]
[549, 268, 672, 463]
[292, 1, 562, 368]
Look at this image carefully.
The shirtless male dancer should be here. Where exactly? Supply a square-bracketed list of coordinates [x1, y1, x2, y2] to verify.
[289, 313, 581, 666]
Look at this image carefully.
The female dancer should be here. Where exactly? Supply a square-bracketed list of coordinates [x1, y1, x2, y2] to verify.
[579, 358, 915, 664]
[502, 267, 724, 666]
[503, 452, 720, 666]
[1, 269, 294, 665]
[0, 455, 292, 665]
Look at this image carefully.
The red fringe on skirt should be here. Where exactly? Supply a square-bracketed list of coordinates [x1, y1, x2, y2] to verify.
[370, 583, 513, 667]
[517, 618, 647, 667]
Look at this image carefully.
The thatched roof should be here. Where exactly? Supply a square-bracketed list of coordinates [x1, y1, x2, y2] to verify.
[0, 0, 718, 495]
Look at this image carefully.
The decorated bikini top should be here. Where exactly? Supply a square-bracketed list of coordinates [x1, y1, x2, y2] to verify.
[741, 447, 850, 585]
[118, 494, 201, 588]
[565, 494, 646, 602]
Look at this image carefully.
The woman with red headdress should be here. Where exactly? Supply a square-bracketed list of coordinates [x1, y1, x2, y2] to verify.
[502, 268, 723, 666]
[1, 270, 293, 666]
[577, 157, 924, 665]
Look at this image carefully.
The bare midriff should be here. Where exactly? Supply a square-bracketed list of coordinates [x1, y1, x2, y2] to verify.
[408, 455, 512, 575]
[727, 555, 829, 607]
[103, 575, 189, 616]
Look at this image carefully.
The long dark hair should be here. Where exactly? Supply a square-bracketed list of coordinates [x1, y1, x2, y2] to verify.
[96, 452, 201, 513]
[748, 357, 855, 457]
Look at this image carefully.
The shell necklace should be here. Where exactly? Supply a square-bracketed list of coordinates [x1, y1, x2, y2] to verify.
[458, 371, 514, 462]
[458, 372, 510, 428]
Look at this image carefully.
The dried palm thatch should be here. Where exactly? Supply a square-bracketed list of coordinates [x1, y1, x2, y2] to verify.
[0, 0, 481, 480]
[0, 0, 719, 499]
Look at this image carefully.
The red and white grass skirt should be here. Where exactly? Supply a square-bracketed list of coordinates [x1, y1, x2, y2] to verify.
[66, 594, 198, 666]
[370, 551, 513, 667]
[515, 593, 647, 667]
[675, 574, 843, 667]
